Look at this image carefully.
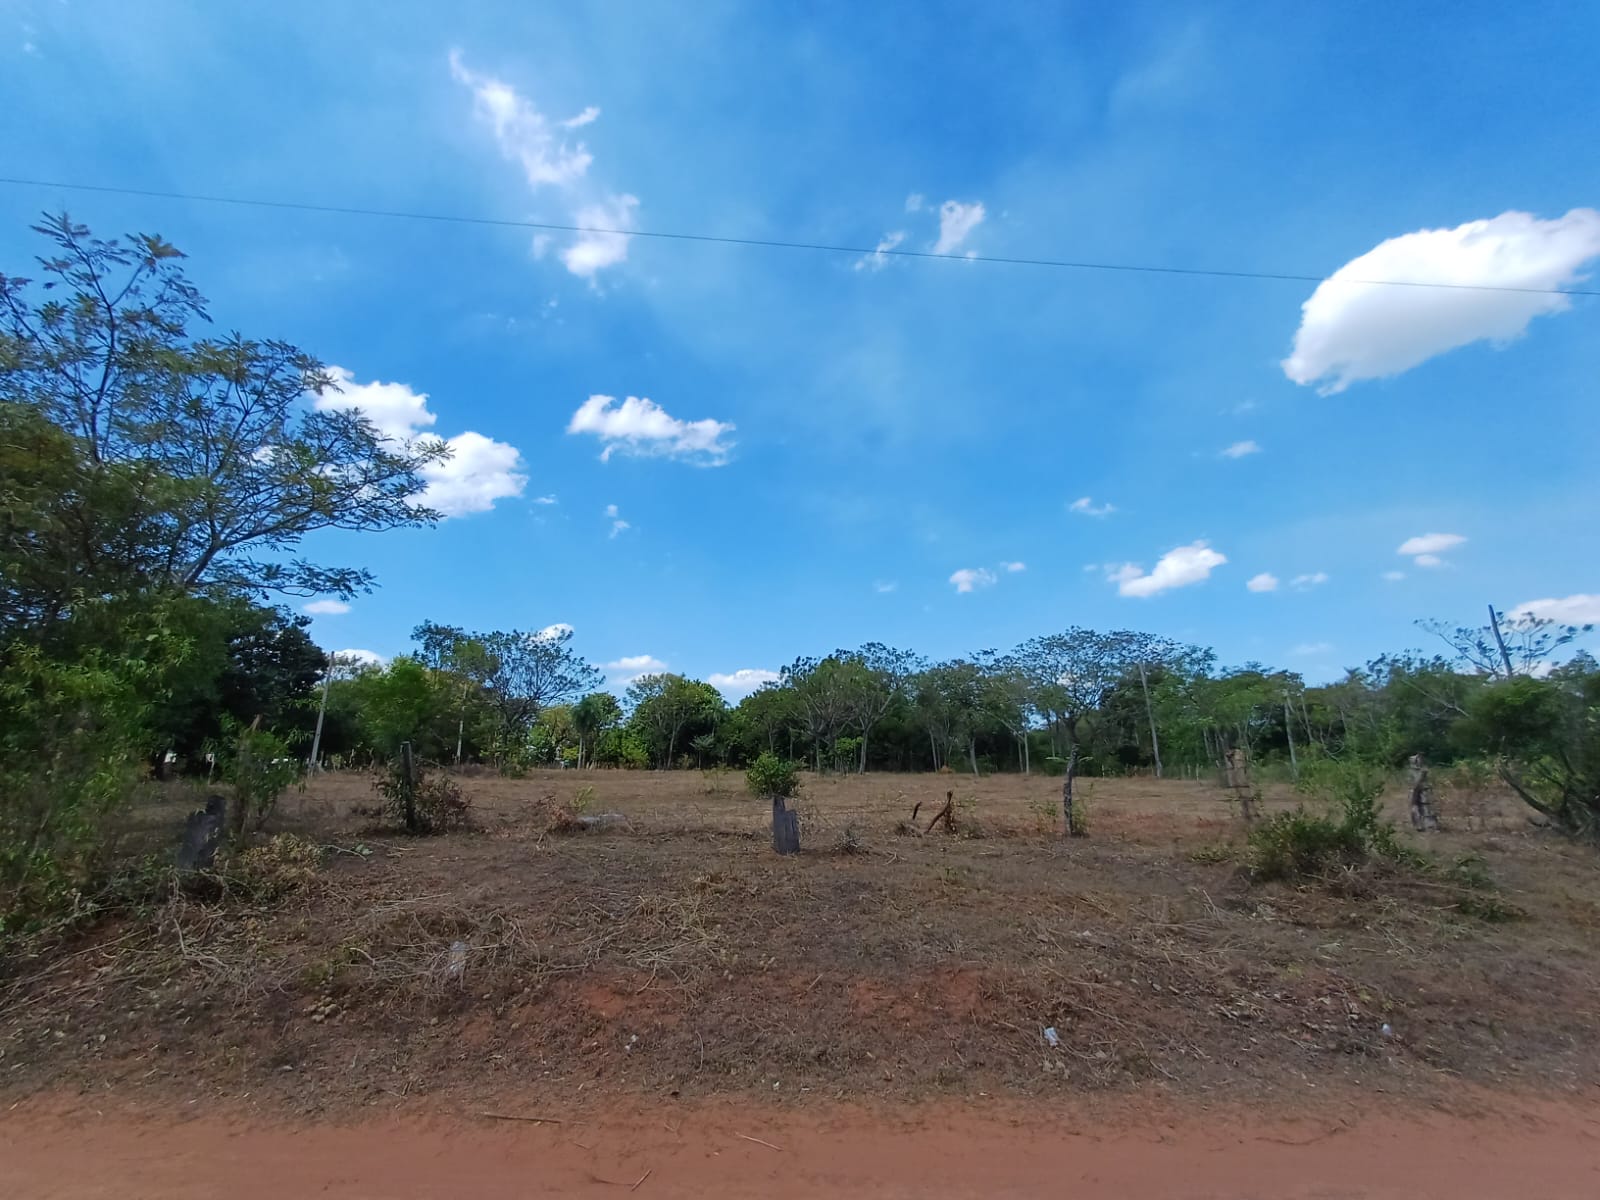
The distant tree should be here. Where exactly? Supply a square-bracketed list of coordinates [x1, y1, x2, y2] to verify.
[735, 684, 800, 757]
[571, 692, 622, 768]
[626, 674, 725, 767]
[783, 656, 854, 773]
[834, 643, 923, 772]
[476, 627, 602, 757]
[1420, 605, 1593, 680]
[0, 214, 448, 627]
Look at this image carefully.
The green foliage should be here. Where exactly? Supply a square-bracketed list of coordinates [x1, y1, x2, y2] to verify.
[374, 762, 471, 834]
[746, 751, 801, 800]
[216, 723, 302, 839]
[1251, 756, 1416, 881]
[626, 673, 725, 768]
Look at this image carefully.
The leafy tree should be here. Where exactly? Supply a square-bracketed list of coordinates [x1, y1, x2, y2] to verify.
[626, 674, 724, 767]
[1420, 606, 1593, 680]
[571, 692, 622, 768]
[474, 627, 602, 759]
[0, 214, 448, 622]
[833, 643, 923, 772]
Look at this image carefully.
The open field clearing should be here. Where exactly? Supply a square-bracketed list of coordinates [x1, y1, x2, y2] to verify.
[4, 769, 1597, 1122]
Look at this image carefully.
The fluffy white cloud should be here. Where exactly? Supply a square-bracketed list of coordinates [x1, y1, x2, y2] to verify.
[708, 668, 782, 696]
[420, 431, 527, 517]
[933, 200, 985, 255]
[1001, 561, 1026, 573]
[1108, 541, 1226, 598]
[450, 51, 636, 281]
[1283, 209, 1600, 392]
[568, 395, 735, 465]
[1291, 571, 1330, 589]
[1292, 642, 1334, 657]
[1247, 572, 1279, 593]
[533, 494, 558, 505]
[949, 567, 998, 593]
[1220, 439, 1261, 459]
[856, 230, 906, 272]
[1511, 594, 1600, 625]
[1398, 532, 1466, 557]
[303, 599, 350, 616]
[314, 367, 526, 518]
[605, 654, 666, 673]
[1414, 554, 1445, 569]
[1069, 496, 1116, 517]
[535, 623, 575, 641]
[561, 193, 639, 279]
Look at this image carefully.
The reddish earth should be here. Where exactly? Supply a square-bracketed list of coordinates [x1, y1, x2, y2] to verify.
[4, 1095, 1598, 1198]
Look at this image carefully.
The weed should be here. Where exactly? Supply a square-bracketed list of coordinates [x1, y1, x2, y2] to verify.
[1189, 843, 1235, 865]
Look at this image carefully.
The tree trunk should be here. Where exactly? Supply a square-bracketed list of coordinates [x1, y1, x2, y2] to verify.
[859, 729, 869, 774]
[928, 729, 939, 771]
[968, 738, 979, 776]
[399, 741, 418, 833]
[1137, 660, 1163, 779]
[1061, 741, 1080, 838]
[1488, 603, 1516, 678]
[1282, 694, 1299, 781]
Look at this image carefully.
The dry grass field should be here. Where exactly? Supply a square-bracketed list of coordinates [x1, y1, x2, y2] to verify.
[3, 768, 1597, 1117]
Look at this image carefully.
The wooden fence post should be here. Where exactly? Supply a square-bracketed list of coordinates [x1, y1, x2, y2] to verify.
[399, 741, 418, 832]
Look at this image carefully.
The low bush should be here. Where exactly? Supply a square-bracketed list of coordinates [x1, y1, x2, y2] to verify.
[746, 751, 801, 800]
[1250, 756, 1416, 881]
[374, 762, 472, 834]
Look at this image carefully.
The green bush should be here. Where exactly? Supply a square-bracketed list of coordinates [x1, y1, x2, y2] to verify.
[216, 724, 302, 840]
[375, 762, 472, 834]
[1250, 755, 1414, 881]
[746, 751, 801, 799]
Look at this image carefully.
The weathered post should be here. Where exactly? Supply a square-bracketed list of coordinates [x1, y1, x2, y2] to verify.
[1061, 743, 1080, 837]
[771, 796, 800, 855]
[177, 795, 227, 872]
[1408, 752, 1439, 832]
[399, 740, 419, 833]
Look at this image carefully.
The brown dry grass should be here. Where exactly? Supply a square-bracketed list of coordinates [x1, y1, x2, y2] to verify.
[2, 768, 1595, 1116]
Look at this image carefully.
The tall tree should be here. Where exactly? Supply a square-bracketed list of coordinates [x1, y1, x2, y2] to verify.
[835, 643, 923, 772]
[476, 627, 602, 755]
[0, 215, 448, 627]
[626, 674, 724, 767]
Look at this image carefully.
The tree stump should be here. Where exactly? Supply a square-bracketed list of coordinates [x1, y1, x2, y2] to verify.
[1409, 753, 1439, 832]
[771, 796, 800, 855]
[1061, 745, 1082, 837]
[177, 794, 227, 871]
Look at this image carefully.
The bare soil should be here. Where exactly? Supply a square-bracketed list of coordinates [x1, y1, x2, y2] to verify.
[3, 769, 1597, 1128]
[4, 1094, 1600, 1198]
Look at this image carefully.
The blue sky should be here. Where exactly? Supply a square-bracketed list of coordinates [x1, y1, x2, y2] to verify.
[5, 0, 1598, 693]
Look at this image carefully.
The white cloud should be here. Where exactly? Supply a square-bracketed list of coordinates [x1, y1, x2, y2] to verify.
[533, 494, 558, 505]
[1398, 532, 1466, 557]
[450, 51, 636, 281]
[604, 503, 620, 517]
[303, 599, 351, 616]
[1414, 554, 1445, 569]
[874, 580, 898, 594]
[1220, 439, 1261, 459]
[334, 648, 386, 669]
[420, 431, 528, 517]
[1108, 541, 1226, 598]
[1246, 572, 1279, 593]
[905, 193, 925, 213]
[1291, 571, 1330, 589]
[949, 567, 998, 593]
[1511, 595, 1600, 625]
[1292, 642, 1335, 657]
[1001, 561, 1026, 573]
[568, 394, 735, 465]
[314, 367, 526, 517]
[932, 200, 985, 255]
[449, 51, 593, 188]
[561, 193, 640, 280]
[1382, 570, 1407, 582]
[856, 230, 906, 272]
[1069, 496, 1116, 518]
[709, 668, 782, 696]
[535, 623, 575, 641]
[605, 654, 666, 673]
[1282, 209, 1600, 393]
[610, 520, 630, 538]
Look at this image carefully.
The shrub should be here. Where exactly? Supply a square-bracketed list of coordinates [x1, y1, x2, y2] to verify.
[216, 724, 302, 841]
[746, 751, 800, 800]
[1251, 756, 1414, 881]
[375, 762, 472, 834]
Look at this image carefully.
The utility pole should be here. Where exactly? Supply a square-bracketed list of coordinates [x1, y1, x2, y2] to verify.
[308, 650, 335, 772]
[1137, 660, 1163, 779]
[1282, 690, 1299, 781]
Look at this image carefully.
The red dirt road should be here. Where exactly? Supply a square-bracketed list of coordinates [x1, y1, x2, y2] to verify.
[4, 1097, 1598, 1199]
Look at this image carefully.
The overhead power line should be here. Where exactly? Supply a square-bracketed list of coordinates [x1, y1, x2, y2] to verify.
[2, 175, 1596, 298]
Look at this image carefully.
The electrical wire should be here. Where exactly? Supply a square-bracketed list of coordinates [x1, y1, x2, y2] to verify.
[2, 176, 1596, 297]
